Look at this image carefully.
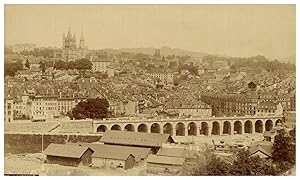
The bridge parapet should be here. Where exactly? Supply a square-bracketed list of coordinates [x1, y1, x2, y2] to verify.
[93, 115, 284, 124]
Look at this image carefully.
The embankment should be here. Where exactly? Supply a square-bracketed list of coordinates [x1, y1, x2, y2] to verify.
[4, 132, 102, 154]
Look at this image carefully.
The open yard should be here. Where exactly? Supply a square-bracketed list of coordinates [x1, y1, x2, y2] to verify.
[4, 153, 147, 176]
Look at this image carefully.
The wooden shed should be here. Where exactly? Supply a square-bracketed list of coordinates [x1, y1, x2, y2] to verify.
[72, 143, 151, 162]
[91, 147, 135, 170]
[43, 143, 94, 167]
[248, 141, 273, 159]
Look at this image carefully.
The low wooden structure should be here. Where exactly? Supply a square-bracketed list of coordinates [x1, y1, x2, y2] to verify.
[91, 147, 135, 170]
[43, 143, 94, 167]
[146, 154, 186, 175]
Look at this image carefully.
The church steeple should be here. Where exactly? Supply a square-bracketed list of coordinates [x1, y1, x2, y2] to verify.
[67, 27, 72, 38]
[61, 27, 87, 62]
[62, 32, 66, 48]
[79, 31, 85, 49]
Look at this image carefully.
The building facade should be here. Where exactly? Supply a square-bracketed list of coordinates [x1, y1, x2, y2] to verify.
[90, 55, 112, 73]
[147, 70, 174, 86]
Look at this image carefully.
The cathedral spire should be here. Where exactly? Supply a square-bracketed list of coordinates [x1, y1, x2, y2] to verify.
[79, 31, 85, 49]
[80, 31, 84, 40]
[67, 27, 72, 38]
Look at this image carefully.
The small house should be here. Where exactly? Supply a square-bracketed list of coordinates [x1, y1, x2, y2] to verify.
[43, 143, 94, 167]
[248, 141, 273, 159]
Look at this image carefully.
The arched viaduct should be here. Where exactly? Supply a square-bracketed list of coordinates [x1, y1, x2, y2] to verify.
[93, 116, 284, 136]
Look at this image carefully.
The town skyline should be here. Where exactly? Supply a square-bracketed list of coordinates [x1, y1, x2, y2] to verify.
[5, 4, 295, 59]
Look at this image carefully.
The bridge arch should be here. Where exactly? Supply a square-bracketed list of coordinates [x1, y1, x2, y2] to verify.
[163, 123, 173, 135]
[138, 123, 148, 132]
[111, 124, 121, 131]
[223, 121, 231, 135]
[255, 120, 263, 133]
[188, 122, 197, 136]
[176, 122, 185, 136]
[151, 123, 161, 133]
[124, 124, 135, 132]
[97, 125, 107, 132]
[244, 120, 253, 133]
[200, 122, 209, 136]
[234, 121, 242, 134]
[265, 120, 273, 131]
[212, 121, 220, 135]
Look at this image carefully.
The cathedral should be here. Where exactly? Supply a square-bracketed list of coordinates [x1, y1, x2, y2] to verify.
[60, 28, 87, 61]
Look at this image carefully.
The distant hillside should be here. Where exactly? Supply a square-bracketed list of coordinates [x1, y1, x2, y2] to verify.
[276, 56, 296, 65]
[119, 46, 210, 58]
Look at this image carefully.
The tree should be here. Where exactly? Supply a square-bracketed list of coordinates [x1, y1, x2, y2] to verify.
[183, 149, 281, 176]
[54, 60, 67, 70]
[135, 53, 151, 61]
[4, 61, 23, 77]
[272, 129, 295, 166]
[39, 61, 46, 72]
[70, 98, 109, 119]
[67, 61, 75, 69]
[75, 58, 92, 70]
[25, 59, 30, 68]
[20, 48, 55, 58]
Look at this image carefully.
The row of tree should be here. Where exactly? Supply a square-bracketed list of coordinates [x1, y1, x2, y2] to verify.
[20, 48, 55, 58]
[166, 54, 191, 61]
[203, 55, 295, 72]
[183, 128, 295, 176]
[4, 60, 23, 77]
[54, 58, 92, 70]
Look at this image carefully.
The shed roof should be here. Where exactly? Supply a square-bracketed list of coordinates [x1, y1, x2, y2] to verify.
[72, 143, 151, 159]
[157, 147, 198, 158]
[91, 147, 134, 160]
[100, 130, 174, 148]
[248, 141, 273, 158]
[43, 143, 93, 159]
[147, 154, 186, 166]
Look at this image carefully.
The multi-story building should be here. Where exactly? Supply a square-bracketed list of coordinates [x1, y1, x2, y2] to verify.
[201, 92, 259, 117]
[4, 97, 14, 123]
[284, 111, 296, 128]
[90, 55, 112, 73]
[147, 70, 174, 86]
[201, 89, 294, 117]
[256, 101, 283, 116]
[164, 100, 212, 117]
[31, 95, 59, 120]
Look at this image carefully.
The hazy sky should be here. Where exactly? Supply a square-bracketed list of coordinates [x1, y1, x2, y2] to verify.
[5, 5, 295, 58]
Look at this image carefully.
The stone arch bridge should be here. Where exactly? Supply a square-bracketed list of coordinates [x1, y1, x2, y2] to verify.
[93, 116, 283, 136]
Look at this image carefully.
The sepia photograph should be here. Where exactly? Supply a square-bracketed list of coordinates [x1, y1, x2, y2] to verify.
[3, 2, 296, 176]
